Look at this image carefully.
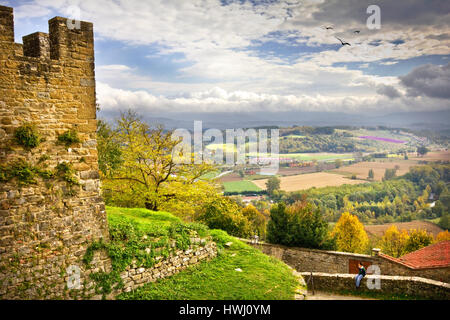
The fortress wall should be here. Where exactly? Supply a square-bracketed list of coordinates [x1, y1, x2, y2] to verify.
[246, 241, 450, 284]
[300, 272, 450, 300]
[0, 5, 110, 299]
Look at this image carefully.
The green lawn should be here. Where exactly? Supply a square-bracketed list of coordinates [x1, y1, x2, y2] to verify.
[222, 180, 262, 193]
[117, 229, 300, 300]
[107, 207, 302, 300]
[247, 152, 354, 161]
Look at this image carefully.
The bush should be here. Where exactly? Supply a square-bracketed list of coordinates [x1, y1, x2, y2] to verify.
[198, 197, 252, 238]
[57, 130, 81, 147]
[14, 123, 41, 149]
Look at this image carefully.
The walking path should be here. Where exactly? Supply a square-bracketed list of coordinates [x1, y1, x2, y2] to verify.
[305, 291, 376, 300]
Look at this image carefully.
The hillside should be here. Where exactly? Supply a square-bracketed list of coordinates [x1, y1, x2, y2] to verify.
[106, 207, 302, 300]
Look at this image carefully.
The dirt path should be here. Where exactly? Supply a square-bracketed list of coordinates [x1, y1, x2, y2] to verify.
[306, 291, 376, 300]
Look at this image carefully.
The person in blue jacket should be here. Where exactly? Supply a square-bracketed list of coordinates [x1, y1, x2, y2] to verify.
[355, 262, 366, 289]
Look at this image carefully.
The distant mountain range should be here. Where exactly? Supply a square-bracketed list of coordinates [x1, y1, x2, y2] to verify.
[99, 109, 450, 132]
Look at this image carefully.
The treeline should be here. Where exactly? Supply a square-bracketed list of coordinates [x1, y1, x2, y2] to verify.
[268, 163, 450, 225]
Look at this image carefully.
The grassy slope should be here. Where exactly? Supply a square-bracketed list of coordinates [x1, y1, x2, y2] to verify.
[107, 207, 300, 300]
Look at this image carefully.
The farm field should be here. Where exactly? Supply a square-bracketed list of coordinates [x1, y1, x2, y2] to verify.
[248, 152, 354, 162]
[409, 150, 450, 161]
[364, 221, 444, 240]
[222, 180, 262, 193]
[332, 150, 449, 181]
[252, 172, 367, 192]
[332, 159, 417, 181]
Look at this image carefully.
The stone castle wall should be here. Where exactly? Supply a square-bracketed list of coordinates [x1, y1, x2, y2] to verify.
[246, 241, 450, 283]
[119, 240, 217, 295]
[0, 5, 110, 299]
[300, 272, 450, 300]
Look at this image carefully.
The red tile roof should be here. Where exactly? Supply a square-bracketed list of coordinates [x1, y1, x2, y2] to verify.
[396, 241, 450, 269]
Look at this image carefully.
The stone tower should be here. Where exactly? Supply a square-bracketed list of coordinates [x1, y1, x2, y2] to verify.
[0, 6, 111, 299]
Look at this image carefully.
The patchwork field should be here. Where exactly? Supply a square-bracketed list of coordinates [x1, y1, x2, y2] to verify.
[252, 172, 367, 192]
[332, 150, 449, 181]
[365, 221, 444, 239]
[332, 160, 417, 181]
[409, 150, 450, 162]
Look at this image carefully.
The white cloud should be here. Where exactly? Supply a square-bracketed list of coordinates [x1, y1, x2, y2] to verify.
[13, 0, 450, 116]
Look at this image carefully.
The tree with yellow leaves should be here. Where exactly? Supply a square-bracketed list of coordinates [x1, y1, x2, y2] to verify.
[241, 204, 267, 238]
[435, 230, 450, 243]
[405, 229, 433, 253]
[378, 225, 409, 258]
[100, 110, 217, 216]
[331, 212, 369, 253]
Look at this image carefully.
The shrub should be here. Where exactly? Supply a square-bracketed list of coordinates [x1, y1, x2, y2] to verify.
[14, 123, 41, 149]
[57, 130, 81, 147]
[198, 197, 252, 238]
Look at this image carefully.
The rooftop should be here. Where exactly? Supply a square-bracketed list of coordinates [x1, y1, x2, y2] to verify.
[396, 241, 450, 269]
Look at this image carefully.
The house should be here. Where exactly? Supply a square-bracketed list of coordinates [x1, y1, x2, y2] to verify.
[373, 240, 450, 283]
[396, 240, 450, 269]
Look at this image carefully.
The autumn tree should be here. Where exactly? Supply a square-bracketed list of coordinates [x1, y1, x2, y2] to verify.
[100, 110, 216, 214]
[378, 225, 409, 258]
[405, 229, 433, 253]
[241, 204, 267, 238]
[435, 230, 450, 243]
[331, 212, 369, 253]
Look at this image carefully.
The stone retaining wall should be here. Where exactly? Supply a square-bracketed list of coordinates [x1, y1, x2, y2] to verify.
[119, 241, 217, 295]
[300, 272, 450, 300]
[245, 241, 450, 283]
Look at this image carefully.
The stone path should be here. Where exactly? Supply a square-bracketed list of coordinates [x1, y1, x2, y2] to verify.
[305, 291, 376, 300]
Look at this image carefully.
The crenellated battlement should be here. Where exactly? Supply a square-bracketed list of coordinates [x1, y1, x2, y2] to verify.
[0, 5, 94, 64]
[0, 5, 109, 300]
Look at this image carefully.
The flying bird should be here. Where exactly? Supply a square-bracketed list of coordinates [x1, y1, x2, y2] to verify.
[354, 30, 360, 34]
[322, 25, 334, 30]
[335, 37, 351, 46]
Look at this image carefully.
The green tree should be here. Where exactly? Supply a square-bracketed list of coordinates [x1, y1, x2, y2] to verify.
[97, 120, 122, 176]
[368, 169, 374, 180]
[267, 203, 290, 245]
[335, 159, 342, 169]
[266, 176, 281, 197]
[266, 201, 331, 249]
[417, 146, 429, 157]
[438, 213, 450, 230]
[383, 168, 397, 181]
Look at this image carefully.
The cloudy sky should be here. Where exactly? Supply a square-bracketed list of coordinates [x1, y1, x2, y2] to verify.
[4, 0, 450, 122]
